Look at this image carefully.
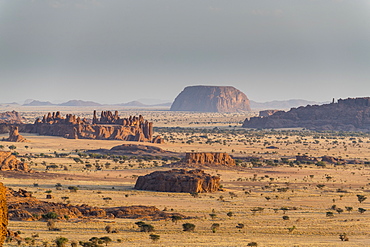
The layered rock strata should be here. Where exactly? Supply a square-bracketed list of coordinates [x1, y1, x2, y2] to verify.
[243, 97, 370, 131]
[170, 85, 251, 112]
[134, 169, 220, 193]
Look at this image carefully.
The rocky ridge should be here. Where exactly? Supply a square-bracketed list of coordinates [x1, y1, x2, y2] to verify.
[170, 85, 251, 112]
[243, 97, 370, 131]
[134, 169, 220, 193]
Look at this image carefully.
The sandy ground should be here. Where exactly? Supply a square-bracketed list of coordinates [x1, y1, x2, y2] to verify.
[0, 109, 369, 246]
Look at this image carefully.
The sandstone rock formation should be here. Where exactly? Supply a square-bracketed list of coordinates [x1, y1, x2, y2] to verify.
[6, 188, 183, 221]
[0, 151, 29, 172]
[5, 126, 28, 142]
[243, 97, 370, 131]
[170, 85, 251, 112]
[134, 169, 220, 193]
[22, 111, 156, 142]
[173, 152, 236, 167]
[0, 111, 24, 124]
[0, 183, 7, 246]
[0, 111, 24, 134]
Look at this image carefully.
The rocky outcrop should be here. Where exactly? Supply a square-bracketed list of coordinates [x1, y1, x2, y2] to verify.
[0, 151, 29, 172]
[22, 111, 157, 142]
[0, 111, 24, 124]
[6, 188, 183, 221]
[321, 155, 345, 165]
[135, 169, 220, 193]
[296, 155, 318, 163]
[0, 183, 7, 246]
[170, 85, 251, 112]
[0, 111, 25, 134]
[243, 97, 370, 131]
[5, 127, 28, 142]
[174, 152, 236, 167]
[0, 152, 29, 172]
[87, 144, 178, 158]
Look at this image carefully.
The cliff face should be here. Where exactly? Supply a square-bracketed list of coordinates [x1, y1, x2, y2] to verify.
[0, 183, 8, 246]
[242, 97, 370, 131]
[170, 86, 251, 112]
[134, 169, 220, 193]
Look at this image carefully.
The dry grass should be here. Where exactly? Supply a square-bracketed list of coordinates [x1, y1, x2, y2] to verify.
[0, 108, 369, 246]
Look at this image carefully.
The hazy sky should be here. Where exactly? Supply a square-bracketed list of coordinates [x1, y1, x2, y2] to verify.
[1, 0, 370, 104]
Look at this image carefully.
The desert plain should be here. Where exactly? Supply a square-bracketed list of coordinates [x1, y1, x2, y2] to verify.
[0, 107, 370, 246]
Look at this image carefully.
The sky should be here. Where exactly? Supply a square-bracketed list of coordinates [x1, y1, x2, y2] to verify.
[1, 0, 370, 104]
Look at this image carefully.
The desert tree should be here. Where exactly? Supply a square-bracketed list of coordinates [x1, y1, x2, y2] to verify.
[171, 215, 182, 224]
[149, 234, 160, 242]
[182, 223, 195, 232]
[358, 208, 366, 214]
[211, 223, 220, 233]
[345, 206, 353, 213]
[99, 237, 112, 246]
[209, 213, 217, 220]
[226, 212, 233, 218]
[357, 195, 367, 203]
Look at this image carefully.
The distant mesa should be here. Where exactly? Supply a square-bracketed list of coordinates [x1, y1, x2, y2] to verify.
[170, 85, 251, 112]
[134, 169, 220, 193]
[243, 97, 370, 131]
[171, 152, 236, 168]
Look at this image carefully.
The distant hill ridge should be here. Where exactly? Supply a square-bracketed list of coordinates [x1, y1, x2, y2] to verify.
[23, 99, 171, 107]
[243, 97, 370, 131]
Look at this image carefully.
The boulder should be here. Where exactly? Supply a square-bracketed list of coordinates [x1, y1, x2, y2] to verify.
[170, 85, 251, 112]
[0, 151, 30, 172]
[134, 169, 220, 193]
